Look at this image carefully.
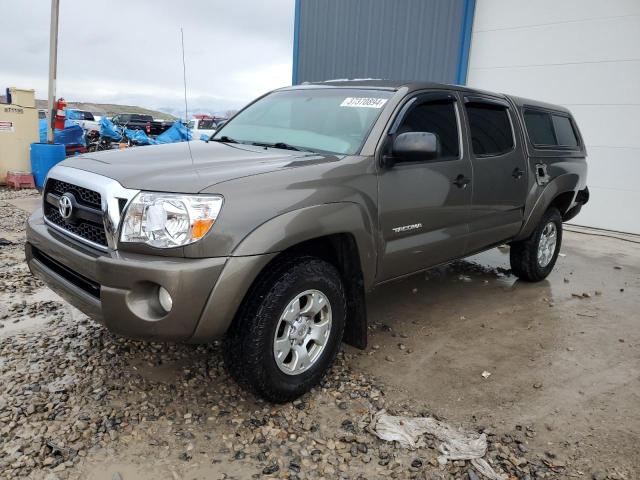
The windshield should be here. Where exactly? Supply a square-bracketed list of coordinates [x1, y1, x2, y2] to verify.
[213, 88, 393, 155]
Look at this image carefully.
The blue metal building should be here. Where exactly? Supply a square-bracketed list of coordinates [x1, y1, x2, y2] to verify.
[292, 0, 476, 86]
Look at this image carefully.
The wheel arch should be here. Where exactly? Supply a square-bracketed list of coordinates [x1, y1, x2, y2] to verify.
[229, 233, 369, 349]
[515, 174, 579, 241]
[192, 204, 374, 348]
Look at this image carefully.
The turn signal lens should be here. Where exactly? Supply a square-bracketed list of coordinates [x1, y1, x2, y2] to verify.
[192, 218, 215, 239]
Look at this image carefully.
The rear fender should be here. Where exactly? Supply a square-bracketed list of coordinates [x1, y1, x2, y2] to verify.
[515, 173, 579, 241]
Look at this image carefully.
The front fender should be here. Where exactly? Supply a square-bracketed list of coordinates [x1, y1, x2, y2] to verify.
[231, 202, 377, 289]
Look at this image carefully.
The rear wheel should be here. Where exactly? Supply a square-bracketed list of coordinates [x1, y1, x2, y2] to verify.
[510, 207, 563, 282]
[224, 255, 346, 403]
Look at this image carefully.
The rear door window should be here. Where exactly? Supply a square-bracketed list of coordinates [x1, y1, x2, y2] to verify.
[465, 103, 514, 156]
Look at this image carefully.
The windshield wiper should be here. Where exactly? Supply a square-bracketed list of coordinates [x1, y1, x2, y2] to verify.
[252, 141, 305, 152]
[212, 135, 238, 144]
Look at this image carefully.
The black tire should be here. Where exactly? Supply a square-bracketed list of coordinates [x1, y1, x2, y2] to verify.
[510, 207, 563, 282]
[223, 255, 346, 403]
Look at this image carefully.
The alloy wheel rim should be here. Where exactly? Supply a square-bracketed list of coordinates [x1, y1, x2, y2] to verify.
[273, 289, 332, 376]
[537, 222, 558, 268]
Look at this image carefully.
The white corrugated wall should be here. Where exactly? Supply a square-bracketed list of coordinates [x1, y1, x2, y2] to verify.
[467, 0, 640, 234]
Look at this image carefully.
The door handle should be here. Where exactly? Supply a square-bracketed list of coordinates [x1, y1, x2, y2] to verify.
[512, 167, 524, 179]
[453, 174, 471, 188]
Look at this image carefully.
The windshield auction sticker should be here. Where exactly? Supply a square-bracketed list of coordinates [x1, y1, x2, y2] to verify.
[340, 97, 388, 108]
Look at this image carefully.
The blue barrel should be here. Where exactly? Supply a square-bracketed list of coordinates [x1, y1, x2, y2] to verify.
[30, 143, 66, 189]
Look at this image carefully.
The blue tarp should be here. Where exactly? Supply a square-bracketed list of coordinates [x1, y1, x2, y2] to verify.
[39, 117, 191, 147]
[99, 117, 122, 141]
[155, 121, 192, 144]
[65, 109, 83, 120]
[124, 128, 156, 145]
[56, 124, 85, 146]
[38, 119, 85, 146]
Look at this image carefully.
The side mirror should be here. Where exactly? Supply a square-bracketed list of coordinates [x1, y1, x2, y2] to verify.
[392, 131, 440, 162]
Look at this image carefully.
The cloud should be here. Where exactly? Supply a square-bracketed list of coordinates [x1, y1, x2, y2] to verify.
[0, 0, 294, 115]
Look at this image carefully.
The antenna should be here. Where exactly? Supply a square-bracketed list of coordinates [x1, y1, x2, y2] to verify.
[181, 28, 189, 124]
[181, 27, 194, 165]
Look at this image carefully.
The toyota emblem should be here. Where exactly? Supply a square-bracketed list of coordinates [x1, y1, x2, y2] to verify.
[58, 194, 73, 219]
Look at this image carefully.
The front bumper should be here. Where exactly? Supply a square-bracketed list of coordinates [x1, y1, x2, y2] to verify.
[26, 208, 274, 342]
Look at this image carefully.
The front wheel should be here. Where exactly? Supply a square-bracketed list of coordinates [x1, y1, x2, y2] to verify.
[510, 207, 563, 282]
[223, 255, 346, 402]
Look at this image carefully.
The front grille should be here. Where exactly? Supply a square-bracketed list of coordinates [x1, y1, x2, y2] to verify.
[43, 179, 108, 248]
[47, 179, 102, 208]
[32, 246, 100, 298]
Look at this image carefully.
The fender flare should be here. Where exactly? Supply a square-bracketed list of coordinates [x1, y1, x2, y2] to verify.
[231, 202, 377, 288]
[515, 173, 579, 241]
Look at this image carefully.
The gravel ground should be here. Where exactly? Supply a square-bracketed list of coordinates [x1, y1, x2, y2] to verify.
[0, 188, 636, 480]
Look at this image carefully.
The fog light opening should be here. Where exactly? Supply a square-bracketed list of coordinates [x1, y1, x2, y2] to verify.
[158, 286, 173, 313]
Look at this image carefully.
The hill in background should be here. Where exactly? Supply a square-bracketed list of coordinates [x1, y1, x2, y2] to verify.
[1, 95, 177, 120]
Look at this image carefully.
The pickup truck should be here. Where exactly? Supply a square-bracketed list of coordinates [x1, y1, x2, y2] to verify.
[110, 113, 171, 136]
[66, 109, 100, 132]
[26, 80, 589, 402]
[187, 117, 217, 140]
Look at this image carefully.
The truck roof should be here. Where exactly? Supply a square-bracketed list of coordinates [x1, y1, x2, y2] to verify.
[288, 79, 571, 114]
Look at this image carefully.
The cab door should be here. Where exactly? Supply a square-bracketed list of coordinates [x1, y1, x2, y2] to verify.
[377, 92, 473, 282]
[461, 95, 527, 253]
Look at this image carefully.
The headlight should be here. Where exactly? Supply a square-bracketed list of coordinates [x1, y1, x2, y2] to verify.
[120, 192, 223, 248]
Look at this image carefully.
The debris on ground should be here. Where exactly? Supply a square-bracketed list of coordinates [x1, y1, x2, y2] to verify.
[481, 370, 492, 379]
[368, 410, 505, 479]
[1, 187, 636, 479]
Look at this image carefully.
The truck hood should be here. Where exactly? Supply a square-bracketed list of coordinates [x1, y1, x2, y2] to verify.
[60, 141, 335, 193]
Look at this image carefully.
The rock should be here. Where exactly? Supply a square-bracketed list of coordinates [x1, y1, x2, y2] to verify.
[592, 472, 607, 480]
[467, 469, 480, 480]
[385, 355, 395, 363]
[411, 459, 422, 468]
[262, 463, 279, 475]
[112, 473, 124, 480]
[74, 420, 89, 431]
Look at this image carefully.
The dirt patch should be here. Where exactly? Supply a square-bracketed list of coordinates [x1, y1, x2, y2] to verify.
[1, 189, 638, 479]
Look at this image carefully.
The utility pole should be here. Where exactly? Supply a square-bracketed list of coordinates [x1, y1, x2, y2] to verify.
[46, 0, 60, 143]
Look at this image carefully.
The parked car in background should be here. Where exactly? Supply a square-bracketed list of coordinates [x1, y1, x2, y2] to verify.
[26, 80, 589, 402]
[188, 117, 217, 140]
[111, 113, 171, 136]
[67, 110, 100, 132]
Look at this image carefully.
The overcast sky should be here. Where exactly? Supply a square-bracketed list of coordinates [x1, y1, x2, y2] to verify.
[0, 0, 294, 116]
